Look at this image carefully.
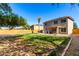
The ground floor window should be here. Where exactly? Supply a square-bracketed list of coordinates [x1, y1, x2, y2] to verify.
[60, 28, 66, 32]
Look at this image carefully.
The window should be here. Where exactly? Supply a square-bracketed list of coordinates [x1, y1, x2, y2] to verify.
[61, 19, 66, 23]
[54, 20, 58, 24]
[61, 28, 66, 32]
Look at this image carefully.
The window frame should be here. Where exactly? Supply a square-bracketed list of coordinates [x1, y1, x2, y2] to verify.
[60, 28, 66, 32]
[61, 19, 66, 23]
[54, 20, 58, 24]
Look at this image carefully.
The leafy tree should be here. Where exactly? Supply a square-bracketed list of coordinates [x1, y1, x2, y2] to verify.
[19, 16, 26, 26]
[8, 14, 19, 29]
[0, 3, 12, 15]
[51, 3, 79, 8]
[0, 3, 12, 28]
[73, 22, 78, 29]
[19, 16, 29, 29]
[7, 14, 29, 29]
[0, 11, 4, 26]
[0, 3, 30, 30]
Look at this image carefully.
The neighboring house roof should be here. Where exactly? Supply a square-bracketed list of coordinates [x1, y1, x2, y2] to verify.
[44, 16, 74, 24]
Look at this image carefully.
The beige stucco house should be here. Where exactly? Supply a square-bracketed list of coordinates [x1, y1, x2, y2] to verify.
[43, 16, 74, 35]
[31, 24, 43, 32]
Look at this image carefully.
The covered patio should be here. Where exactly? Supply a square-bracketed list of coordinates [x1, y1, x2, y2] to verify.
[46, 26, 67, 34]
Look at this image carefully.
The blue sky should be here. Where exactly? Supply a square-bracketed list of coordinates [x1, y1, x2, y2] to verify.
[9, 3, 79, 27]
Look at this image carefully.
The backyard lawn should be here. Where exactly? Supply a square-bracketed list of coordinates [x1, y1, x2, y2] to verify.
[0, 33, 70, 56]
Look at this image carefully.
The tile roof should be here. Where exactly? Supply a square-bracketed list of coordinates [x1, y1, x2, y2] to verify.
[44, 16, 74, 24]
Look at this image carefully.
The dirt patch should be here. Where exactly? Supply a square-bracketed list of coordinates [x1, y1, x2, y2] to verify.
[0, 39, 55, 56]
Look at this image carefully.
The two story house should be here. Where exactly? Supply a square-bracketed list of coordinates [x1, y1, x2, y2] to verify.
[43, 16, 74, 35]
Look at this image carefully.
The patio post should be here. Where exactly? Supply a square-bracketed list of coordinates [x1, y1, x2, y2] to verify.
[57, 27, 59, 34]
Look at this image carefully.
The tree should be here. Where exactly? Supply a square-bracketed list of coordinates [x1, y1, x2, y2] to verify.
[73, 22, 78, 29]
[7, 14, 29, 29]
[37, 17, 41, 32]
[19, 16, 28, 29]
[0, 3, 12, 15]
[0, 13, 4, 27]
[19, 16, 26, 26]
[0, 3, 30, 30]
[51, 3, 79, 8]
[8, 14, 19, 29]
[0, 3, 12, 28]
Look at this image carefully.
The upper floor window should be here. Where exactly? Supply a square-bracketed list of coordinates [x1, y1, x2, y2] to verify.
[61, 19, 66, 23]
[54, 20, 58, 24]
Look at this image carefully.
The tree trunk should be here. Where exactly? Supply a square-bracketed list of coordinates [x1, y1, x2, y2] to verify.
[38, 23, 40, 33]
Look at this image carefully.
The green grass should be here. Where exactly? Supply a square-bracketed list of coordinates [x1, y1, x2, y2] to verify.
[20, 33, 69, 46]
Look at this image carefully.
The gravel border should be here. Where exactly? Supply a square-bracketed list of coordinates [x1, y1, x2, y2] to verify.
[61, 36, 72, 56]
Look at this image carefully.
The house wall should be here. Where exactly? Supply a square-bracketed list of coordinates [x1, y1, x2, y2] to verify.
[67, 19, 73, 35]
[34, 26, 39, 30]
[44, 18, 73, 35]
[44, 20, 67, 34]
[33, 25, 43, 31]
